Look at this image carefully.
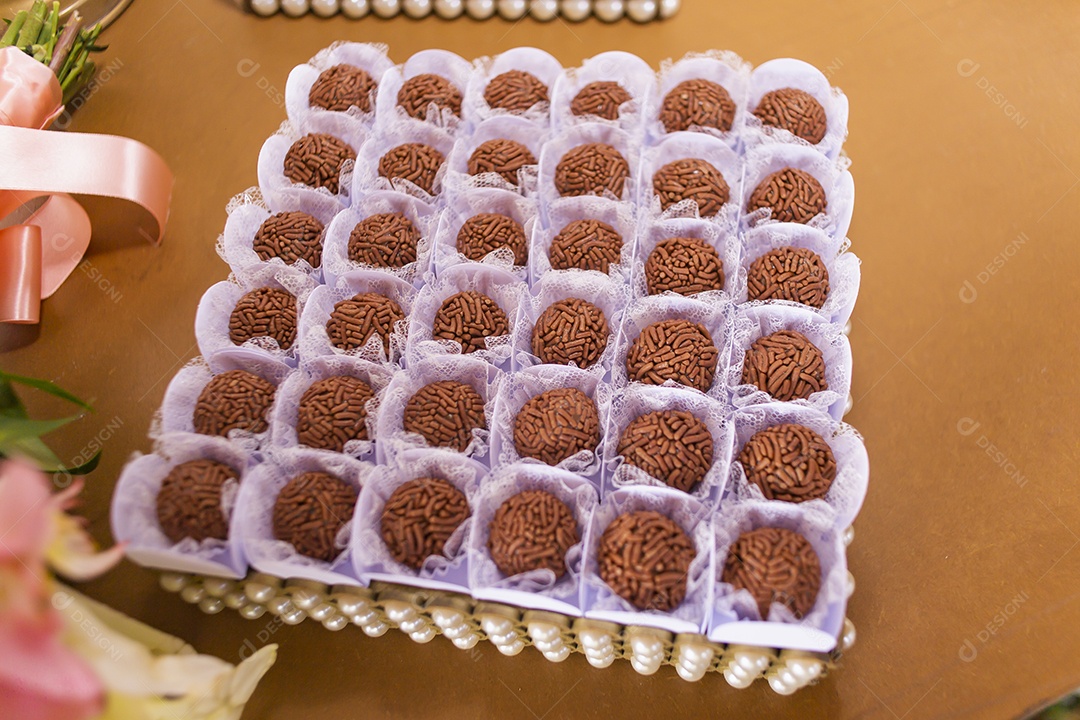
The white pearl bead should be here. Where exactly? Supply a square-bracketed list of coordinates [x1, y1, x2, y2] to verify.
[199, 598, 225, 615]
[585, 652, 614, 668]
[403, 0, 433, 16]
[290, 588, 322, 611]
[311, 0, 340, 15]
[244, 581, 276, 605]
[239, 604, 267, 620]
[593, 0, 623, 21]
[658, 0, 678, 17]
[372, 0, 401, 17]
[434, 0, 464, 16]
[466, 0, 495, 18]
[280, 0, 310, 15]
[497, 0, 527, 18]
[180, 585, 205, 604]
[362, 621, 389, 637]
[224, 591, 247, 609]
[323, 613, 349, 631]
[159, 573, 187, 593]
[452, 634, 479, 650]
[341, 0, 370, 15]
[560, 0, 590, 21]
[529, 0, 557, 20]
[250, 0, 280, 15]
[626, 0, 655, 22]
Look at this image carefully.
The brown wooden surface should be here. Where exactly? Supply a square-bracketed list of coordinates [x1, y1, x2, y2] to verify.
[3, 1, 1080, 718]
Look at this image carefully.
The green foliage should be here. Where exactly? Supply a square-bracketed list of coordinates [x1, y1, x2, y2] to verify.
[0, 370, 99, 474]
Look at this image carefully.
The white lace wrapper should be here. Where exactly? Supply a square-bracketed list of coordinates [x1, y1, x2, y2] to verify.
[512, 269, 630, 378]
[374, 49, 474, 135]
[644, 50, 752, 148]
[639, 131, 744, 226]
[488, 365, 612, 480]
[741, 144, 855, 240]
[194, 264, 318, 368]
[234, 448, 371, 586]
[374, 355, 502, 465]
[268, 355, 395, 461]
[610, 294, 734, 401]
[351, 124, 456, 204]
[743, 58, 850, 162]
[284, 41, 394, 130]
[467, 463, 600, 615]
[443, 116, 546, 196]
[528, 196, 636, 284]
[350, 448, 486, 593]
[550, 51, 657, 135]
[111, 433, 250, 578]
[727, 305, 852, 420]
[727, 403, 869, 529]
[463, 47, 563, 127]
[581, 486, 713, 634]
[739, 224, 860, 326]
[630, 215, 743, 302]
[430, 189, 538, 280]
[709, 500, 847, 653]
[405, 263, 528, 369]
[602, 384, 735, 506]
[537, 123, 642, 210]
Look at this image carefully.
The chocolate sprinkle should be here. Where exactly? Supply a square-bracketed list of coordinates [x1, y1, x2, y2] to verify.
[747, 168, 827, 224]
[403, 380, 486, 452]
[484, 69, 549, 112]
[380, 477, 470, 570]
[488, 490, 578, 578]
[296, 375, 375, 452]
[722, 527, 821, 619]
[531, 298, 609, 368]
[193, 370, 276, 437]
[467, 139, 537, 187]
[738, 423, 837, 503]
[378, 143, 445, 195]
[456, 213, 528, 265]
[753, 88, 827, 144]
[432, 290, 509, 354]
[747, 247, 830, 308]
[617, 410, 713, 493]
[272, 472, 356, 563]
[228, 286, 297, 350]
[652, 158, 730, 216]
[326, 292, 406, 355]
[570, 81, 632, 120]
[156, 459, 237, 543]
[548, 219, 623, 273]
[598, 510, 696, 611]
[660, 78, 736, 133]
[644, 236, 725, 296]
[283, 133, 355, 194]
[741, 330, 827, 401]
[397, 73, 463, 120]
[513, 387, 601, 466]
[554, 143, 630, 198]
[348, 212, 421, 268]
[625, 319, 719, 392]
[308, 64, 376, 113]
[252, 211, 324, 268]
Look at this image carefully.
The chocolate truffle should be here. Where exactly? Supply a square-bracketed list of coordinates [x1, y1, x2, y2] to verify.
[484, 69, 549, 112]
[456, 213, 528, 265]
[747, 247, 830, 308]
[156, 459, 237, 543]
[570, 81, 632, 120]
[403, 380, 486, 452]
[380, 477, 470, 570]
[397, 73, 463, 120]
[193, 370, 276, 437]
[326, 292, 406, 355]
[531, 298, 609, 368]
[467, 139, 537, 186]
[296, 375, 376, 452]
[348, 212, 421, 268]
[252, 211, 324, 268]
[652, 158, 730, 216]
[554, 143, 630, 198]
[432, 290, 509, 354]
[738, 424, 837, 503]
[660, 78, 736, 133]
[598, 510, 696, 611]
[753, 88, 827, 145]
[283, 133, 355, 194]
[513, 388, 601, 466]
[378, 143, 445, 195]
[722, 527, 821, 619]
[308, 64, 376, 113]
[644, 236, 725, 296]
[228, 287, 297, 350]
[741, 330, 827, 401]
[747, 168, 827, 224]
[625, 319, 719, 392]
[272, 472, 356, 563]
[617, 410, 713, 493]
[548, 219, 623, 273]
[488, 490, 578, 578]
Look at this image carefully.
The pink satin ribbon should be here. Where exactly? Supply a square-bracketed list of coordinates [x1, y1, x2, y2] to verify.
[0, 46, 172, 324]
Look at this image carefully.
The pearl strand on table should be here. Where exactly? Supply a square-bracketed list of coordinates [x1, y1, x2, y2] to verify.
[247, 0, 678, 19]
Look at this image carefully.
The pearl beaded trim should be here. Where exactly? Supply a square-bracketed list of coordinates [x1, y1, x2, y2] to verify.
[248, 0, 680, 22]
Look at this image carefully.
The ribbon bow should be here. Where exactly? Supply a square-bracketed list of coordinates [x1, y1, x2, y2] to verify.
[0, 46, 172, 324]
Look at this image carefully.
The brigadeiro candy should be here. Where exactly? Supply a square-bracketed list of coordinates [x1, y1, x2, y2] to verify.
[617, 410, 713, 493]
[456, 213, 528, 265]
[555, 143, 630, 198]
[652, 158, 730, 216]
[253, 211, 324, 268]
[488, 490, 579, 578]
[228, 286, 298, 350]
[397, 73, 463, 120]
[296, 375, 375, 452]
[644, 237, 725, 296]
[722, 526, 821, 619]
[752, 88, 827, 145]
[741, 330, 827, 401]
[308, 64, 377, 113]
[484, 69, 549, 112]
[625, 319, 719, 392]
[549, 219, 623, 273]
[432, 290, 509, 354]
[193, 370, 277, 437]
[155, 459, 238, 543]
[746, 247, 830, 308]
[747, 168, 827, 224]
[738, 424, 836, 503]
[531, 298, 609, 368]
[513, 387, 601, 466]
[598, 510, 696, 611]
[660, 78, 736, 133]
[326, 292, 406, 355]
[378, 143, 446, 195]
[348, 212, 421, 268]
[570, 81, 632, 121]
[467, 139, 537, 186]
[380, 477, 470, 570]
[272, 471, 357, 563]
[283, 133, 356, 194]
[403, 380, 486, 452]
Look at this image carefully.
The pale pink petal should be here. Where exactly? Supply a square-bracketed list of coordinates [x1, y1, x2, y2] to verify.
[0, 460, 53, 562]
[0, 616, 103, 720]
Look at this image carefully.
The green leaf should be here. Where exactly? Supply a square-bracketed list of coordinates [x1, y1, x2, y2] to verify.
[0, 414, 83, 444]
[0, 371, 93, 411]
[0, 437, 100, 475]
[0, 378, 29, 419]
